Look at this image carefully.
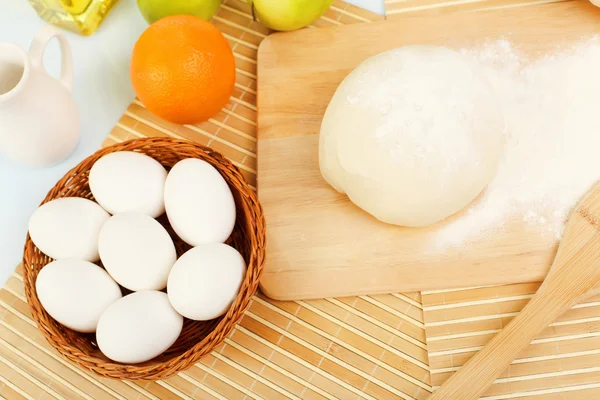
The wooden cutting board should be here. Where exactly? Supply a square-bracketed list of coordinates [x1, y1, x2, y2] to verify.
[257, 1, 600, 300]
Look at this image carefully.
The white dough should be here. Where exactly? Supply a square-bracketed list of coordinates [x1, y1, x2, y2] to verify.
[319, 46, 505, 227]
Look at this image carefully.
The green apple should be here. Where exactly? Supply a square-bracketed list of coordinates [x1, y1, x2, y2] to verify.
[137, 0, 221, 24]
[249, 0, 335, 31]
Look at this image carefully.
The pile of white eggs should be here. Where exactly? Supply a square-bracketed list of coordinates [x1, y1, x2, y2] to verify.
[29, 151, 247, 364]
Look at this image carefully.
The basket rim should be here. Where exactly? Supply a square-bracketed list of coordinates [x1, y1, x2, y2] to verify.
[21, 137, 266, 380]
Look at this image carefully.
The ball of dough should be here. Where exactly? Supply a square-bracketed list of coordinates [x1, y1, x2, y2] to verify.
[319, 45, 504, 227]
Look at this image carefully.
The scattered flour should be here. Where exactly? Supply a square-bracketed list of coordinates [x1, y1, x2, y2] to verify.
[435, 37, 600, 249]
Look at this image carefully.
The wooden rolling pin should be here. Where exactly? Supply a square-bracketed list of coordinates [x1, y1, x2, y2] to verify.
[429, 181, 600, 400]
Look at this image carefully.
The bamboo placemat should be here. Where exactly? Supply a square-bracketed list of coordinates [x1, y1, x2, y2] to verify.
[423, 285, 600, 398]
[0, 2, 433, 399]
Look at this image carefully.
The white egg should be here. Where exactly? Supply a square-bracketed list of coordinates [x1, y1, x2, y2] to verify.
[29, 197, 110, 261]
[168, 243, 246, 321]
[98, 212, 177, 291]
[96, 291, 183, 364]
[36, 259, 122, 333]
[89, 151, 167, 218]
[164, 158, 236, 246]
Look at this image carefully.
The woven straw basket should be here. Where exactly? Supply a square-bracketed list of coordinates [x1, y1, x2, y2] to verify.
[22, 137, 266, 380]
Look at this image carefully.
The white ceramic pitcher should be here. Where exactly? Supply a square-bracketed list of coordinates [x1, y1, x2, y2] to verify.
[0, 25, 79, 167]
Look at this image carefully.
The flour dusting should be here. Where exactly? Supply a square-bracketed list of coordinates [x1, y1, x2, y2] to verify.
[435, 37, 600, 249]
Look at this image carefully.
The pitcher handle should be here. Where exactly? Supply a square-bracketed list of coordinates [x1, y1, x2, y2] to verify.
[28, 25, 74, 92]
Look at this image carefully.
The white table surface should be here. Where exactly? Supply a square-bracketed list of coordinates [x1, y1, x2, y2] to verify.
[0, 0, 384, 287]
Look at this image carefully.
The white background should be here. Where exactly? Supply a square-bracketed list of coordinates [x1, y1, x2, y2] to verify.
[0, 0, 384, 286]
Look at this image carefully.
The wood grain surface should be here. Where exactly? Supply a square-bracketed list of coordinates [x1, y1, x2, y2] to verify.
[257, 1, 600, 300]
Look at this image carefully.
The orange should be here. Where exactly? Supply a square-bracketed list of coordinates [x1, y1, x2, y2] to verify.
[130, 15, 235, 125]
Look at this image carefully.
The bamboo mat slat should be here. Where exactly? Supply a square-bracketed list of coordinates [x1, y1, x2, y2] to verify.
[423, 284, 600, 398]
[384, 0, 573, 17]
[1, 1, 428, 399]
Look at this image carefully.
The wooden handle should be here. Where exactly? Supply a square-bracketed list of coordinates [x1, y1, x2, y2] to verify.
[429, 209, 600, 399]
[428, 285, 575, 400]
